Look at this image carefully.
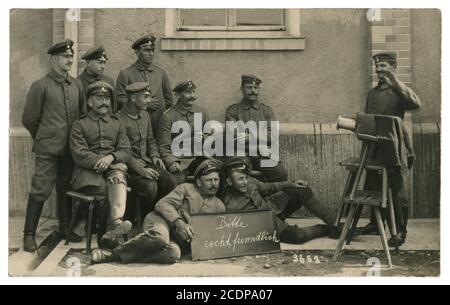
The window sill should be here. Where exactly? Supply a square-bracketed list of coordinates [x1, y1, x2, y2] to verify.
[160, 37, 306, 51]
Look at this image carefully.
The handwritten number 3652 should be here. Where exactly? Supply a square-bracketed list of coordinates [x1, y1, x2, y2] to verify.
[293, 254, 321, 264]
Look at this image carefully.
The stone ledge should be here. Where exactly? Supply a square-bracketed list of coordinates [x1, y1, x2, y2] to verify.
[161, 38, 305, 51]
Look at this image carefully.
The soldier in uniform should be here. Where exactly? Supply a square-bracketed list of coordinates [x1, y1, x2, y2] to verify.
[78, 45, 116, 113]
[21, 39, 85, 252]
[219, 157, 343, 244]
[116, 82, 177, 216]
[157, 80, 210, 184]
[225, 75, 288, 182]
[90, 159, 225, 265]
[69, 81, 132, 246]
[115, 34, 173, 132]
[358, 52, 421, 247]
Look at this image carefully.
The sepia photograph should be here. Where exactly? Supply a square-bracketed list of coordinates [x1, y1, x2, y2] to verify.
[5, 3, 444, 283]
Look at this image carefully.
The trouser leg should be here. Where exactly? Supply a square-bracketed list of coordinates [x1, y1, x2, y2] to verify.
[128, 175, 158, 216]
[277, 187, 313, 220]
[251, 157, 288, 182]
[291, 188, 335, 226]
[55, 154, 74, 230]
[113, 212, 172, 264]
[24, 154, 59, 252]
[136, 241, 181, 264]
[153, 166, 178, 200]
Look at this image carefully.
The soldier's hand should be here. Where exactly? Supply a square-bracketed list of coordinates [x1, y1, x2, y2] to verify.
[382, 70, 399, 87]
[168, 162, 183, 173]
[94, 155, 115, 174]
[148, 97, 160, 111]
[107, 176, 121, 185]
[152, 157, 166, 170]
[295, 180, 308, 188]
[287, 180, 308, 189]
[174, 219, 195, 242]
[143, 167, 160, 180]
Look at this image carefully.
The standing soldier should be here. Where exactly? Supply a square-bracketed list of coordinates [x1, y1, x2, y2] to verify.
[78, 46, 117, 113]
[225, 75, 288, 182]
[357, 52, 421, 247]
[21, 39, 85, 252]
[116, 82, 177, 216]
[115, 34, 173, 132]
[70, 81, 132, 247]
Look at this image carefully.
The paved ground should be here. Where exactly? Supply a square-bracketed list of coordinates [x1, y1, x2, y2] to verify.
[8, 217, 440, 277]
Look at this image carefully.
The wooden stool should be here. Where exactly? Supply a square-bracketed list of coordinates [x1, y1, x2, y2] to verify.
[66, 187, 133, 253]
[333, 143, 399, 268]
[65, 191, 97, 254]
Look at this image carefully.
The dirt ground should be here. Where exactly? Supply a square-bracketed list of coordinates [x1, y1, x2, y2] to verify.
[59, 249, 440, 277]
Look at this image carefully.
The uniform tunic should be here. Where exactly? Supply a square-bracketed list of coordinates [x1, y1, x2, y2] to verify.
[157, 102, 209, 169]
[69, 113, 131, 190]
[22, 69, 85, 201]
[115, 61, 173, 132]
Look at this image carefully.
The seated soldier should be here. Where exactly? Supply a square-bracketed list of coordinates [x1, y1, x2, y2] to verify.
[116, 82, 177, 216]
[157, 80, 210, 184]
[219, 157, 343, 244]
[90, 159, 225, 265]
[225, 74, 288, 183]
[69, 81, 132, 246]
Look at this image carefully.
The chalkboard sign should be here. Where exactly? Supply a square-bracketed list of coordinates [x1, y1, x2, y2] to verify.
[190, 209, 281, 261]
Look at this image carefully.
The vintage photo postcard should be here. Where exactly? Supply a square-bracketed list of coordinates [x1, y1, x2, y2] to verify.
[7, 5, 443, 283]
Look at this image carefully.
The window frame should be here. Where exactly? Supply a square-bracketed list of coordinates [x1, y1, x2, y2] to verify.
[162, 8, 305, 51]
[165, 8, 301, 39]
[176, 9, 287, 32]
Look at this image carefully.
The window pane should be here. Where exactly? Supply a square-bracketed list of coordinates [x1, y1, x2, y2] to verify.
[180, 9, 227, 26]
[236, 9, 284, 26]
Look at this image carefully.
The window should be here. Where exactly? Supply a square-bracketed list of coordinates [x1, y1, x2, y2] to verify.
[162, 9, 305, 51]
[178, 9, 286, 31]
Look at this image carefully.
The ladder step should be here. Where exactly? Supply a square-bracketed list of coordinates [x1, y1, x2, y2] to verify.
[344, 191, 383, 207]
[340, 157, 386, 171]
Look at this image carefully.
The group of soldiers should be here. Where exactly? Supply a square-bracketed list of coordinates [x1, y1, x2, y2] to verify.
[21, 33, 420, 265]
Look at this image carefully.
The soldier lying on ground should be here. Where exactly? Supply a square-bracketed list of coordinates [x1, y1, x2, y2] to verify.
[91, 159, 225, 264]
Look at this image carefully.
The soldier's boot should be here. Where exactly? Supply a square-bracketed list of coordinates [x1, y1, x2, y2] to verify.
[101, 183, 132, 245]
[388, 206, 409, 248]
[96, 200, 110, 249]
[91, 248, 119, 264]
[303, 196, 343, 238]
[56, 192, 82, 243]
[356, 208, 388, 236]
[279, 224, 329, 244]
[23, 198, 45, 252]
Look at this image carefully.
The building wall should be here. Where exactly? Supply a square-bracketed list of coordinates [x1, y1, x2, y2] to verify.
[411, 9, 441, 123]
[95, 8, 371, 123]
[10, 9, 53, 127]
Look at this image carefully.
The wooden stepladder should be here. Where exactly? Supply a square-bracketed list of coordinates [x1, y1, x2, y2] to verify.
[333, 139, 400, 269]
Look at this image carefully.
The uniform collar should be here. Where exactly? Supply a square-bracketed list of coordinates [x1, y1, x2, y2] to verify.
[48, 69, 71, 84]
[173, 101, 195, 115]
[88, 112, 110, 122]
[80, 69, 102, 83]
[240, 98, 261, 110]
[122, 105, 142, 120]
[376, 81, 391, 91]
[134, 60, 154, 72]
